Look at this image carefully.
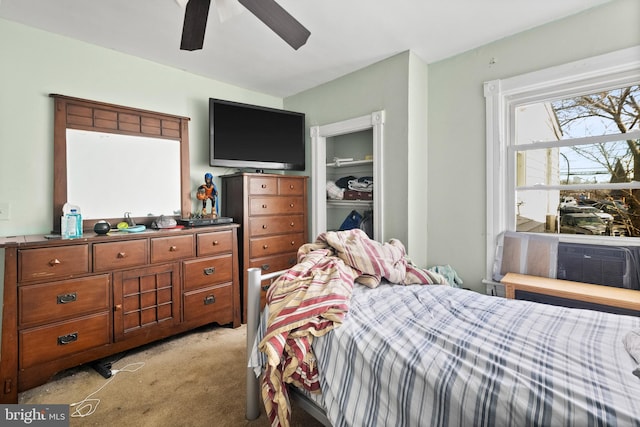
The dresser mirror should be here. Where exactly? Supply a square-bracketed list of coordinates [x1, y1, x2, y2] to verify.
[66, 130, 181, 219]
[52, 95, 191, 233]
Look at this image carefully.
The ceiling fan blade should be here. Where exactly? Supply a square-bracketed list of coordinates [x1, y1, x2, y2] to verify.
[238, 0, 311, 50]
[180, 0, 212, 51]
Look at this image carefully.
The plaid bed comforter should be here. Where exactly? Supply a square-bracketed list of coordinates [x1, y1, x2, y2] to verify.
[313, 283, 640, 427]
[258, 229, 446, 427]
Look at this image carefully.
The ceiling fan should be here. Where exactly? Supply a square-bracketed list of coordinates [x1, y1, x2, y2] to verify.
[177, 0, 311, 51]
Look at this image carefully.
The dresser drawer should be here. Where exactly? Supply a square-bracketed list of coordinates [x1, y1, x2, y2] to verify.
[183, 254, 233, 291]
[183, 283, 233, 324]
[278, 177, 305, 195]
[19, 275, 110, 327]
[248, 252, 298, 276]
[248, 176, 278, 195]
[249, 196, 305, 216]
[197, 230, 233, 256]
[93, 239, 147, 272]
[150, 235, 194, 263]
[19, 312, 110, 369]
[250, 233, 305, 258]
[248, 253, 297, 309]
[19, 245, 89, 283]
[248, 215, 305, 237]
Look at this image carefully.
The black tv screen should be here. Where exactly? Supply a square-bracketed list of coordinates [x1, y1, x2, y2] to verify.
[209, 98, 305, 171]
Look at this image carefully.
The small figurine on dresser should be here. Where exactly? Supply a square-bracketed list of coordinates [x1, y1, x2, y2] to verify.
[196, 172, 218, 217]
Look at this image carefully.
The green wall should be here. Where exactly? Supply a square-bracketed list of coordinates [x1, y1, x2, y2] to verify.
[407, 53, 430, 265]
[426, 0, 640, 291]
[284, 51, 429, 259]
[0, 19, 281, 237]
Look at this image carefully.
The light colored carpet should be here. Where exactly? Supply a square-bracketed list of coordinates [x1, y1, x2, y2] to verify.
[19, 324, 325, 427]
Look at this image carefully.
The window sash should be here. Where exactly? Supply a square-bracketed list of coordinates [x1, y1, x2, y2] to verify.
[517, 182, 640, 192]
[512, 130, 640, 151]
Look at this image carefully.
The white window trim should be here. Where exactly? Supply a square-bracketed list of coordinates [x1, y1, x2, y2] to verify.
[484, 46, 640, 281]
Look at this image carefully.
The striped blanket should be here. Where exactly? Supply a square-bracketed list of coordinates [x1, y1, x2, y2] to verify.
[258, 229, 446, 427]
[314, 284, 640, 426]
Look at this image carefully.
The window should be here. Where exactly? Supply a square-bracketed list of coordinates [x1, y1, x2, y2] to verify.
[484, 46, 640, 281]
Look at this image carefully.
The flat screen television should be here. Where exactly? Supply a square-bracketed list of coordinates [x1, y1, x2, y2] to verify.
[209, 98, 305, 171]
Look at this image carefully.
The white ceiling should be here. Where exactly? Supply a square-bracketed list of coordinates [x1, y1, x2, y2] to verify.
[0, 0, 612, 98]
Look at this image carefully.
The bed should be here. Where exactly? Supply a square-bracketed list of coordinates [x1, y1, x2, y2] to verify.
[246, 230, 640, 427]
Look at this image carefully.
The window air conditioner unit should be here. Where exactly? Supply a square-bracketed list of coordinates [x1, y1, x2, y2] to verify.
[557, 243, 640, 290]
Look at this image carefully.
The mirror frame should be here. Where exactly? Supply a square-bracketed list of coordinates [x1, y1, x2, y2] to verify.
[52, 94, 191, 233]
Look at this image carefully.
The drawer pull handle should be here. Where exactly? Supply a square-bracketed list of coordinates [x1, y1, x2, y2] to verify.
[261, 284, 270, 291]
[204, 295, 216, 305]
[261, 264, 270, 271]
[117, 252, 127, 258]
[57, 292, 77, 304]
[49, 259, 61, 267]
[263, 244, 268, 249]
[262, 204, 267, 209]
[289, 203, 294, 208]
[261, 184, 267, 188]
[290, 241, 295, 245]
[169, 246, 177, 252]
[58, 332, 78, 346]
[114, 304, 122, 311]
[204, 267, 216, 275]
[289, 185, 294, 189]
[290, 222, 295, 227]
[262, 224, 268, 229]
[212, 240, 219, 246]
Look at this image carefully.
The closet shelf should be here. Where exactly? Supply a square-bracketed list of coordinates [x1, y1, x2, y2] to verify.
[326, 159, 373, 168]
[327, 199, 373, 208]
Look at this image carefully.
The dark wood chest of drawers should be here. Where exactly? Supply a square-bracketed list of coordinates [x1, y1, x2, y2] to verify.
[0, 224, 239, 403]
[221, 173, 308, 322]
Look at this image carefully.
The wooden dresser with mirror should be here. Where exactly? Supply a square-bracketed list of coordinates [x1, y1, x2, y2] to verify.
[0, 96, 240, 403]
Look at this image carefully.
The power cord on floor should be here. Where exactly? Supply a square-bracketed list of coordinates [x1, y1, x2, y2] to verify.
[69, 362, 145, 418]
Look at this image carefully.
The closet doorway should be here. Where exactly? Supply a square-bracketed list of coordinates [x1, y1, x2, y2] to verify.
[310, 111, 385, 241]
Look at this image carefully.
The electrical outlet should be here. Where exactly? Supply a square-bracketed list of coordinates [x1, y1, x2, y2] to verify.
[0, 202, 11, 220]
